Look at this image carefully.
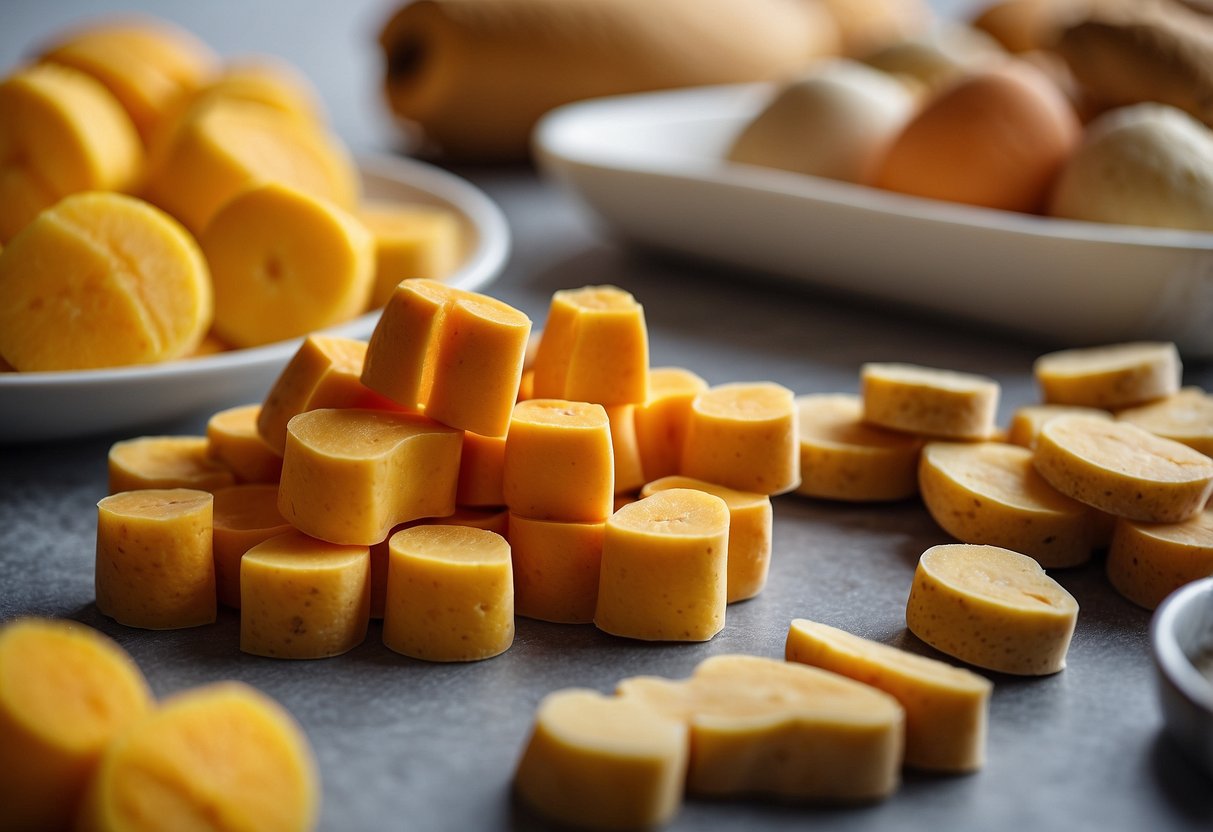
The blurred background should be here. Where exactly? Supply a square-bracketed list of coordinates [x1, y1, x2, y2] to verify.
[1, 0, 983, 157]
[1, 0, 405, 154]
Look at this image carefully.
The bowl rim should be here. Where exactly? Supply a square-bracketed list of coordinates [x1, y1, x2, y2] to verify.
[1152, 576, 1213, 714]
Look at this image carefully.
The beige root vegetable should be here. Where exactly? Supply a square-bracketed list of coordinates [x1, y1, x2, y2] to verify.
[1007, 403, 1111, 449]
[617, 654, 905, 802]
[1118, 387, 1213, 456]
[378, 0, 841, 159]
[514, 689, 688, 831]
[863, 23, 1005, 91]
[861, 363, 1000, 440]
[919, 440, 1104, 568]
[1033, 414, 1213, 523]
[973, 0, 1095, 53]
[795, 393, 923, 502]
[1057, 1, 1213, 129]
[1106, 508, 1213, 609]
[817, 0, 932, 56]
[727, 60, 915, 184]
[906, 543, 1079, 676]
[786, 618, 992, 773]
[1049, 104, 1213, 231]
[1033, 341, 1181, 409]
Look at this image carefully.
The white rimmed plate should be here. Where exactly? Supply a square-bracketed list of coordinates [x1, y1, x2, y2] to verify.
[0, 153, 510, 444]
[534, 83, 1213, 358]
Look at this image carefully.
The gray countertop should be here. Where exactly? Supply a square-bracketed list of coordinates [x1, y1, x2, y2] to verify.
[3, 2, 1212, 830]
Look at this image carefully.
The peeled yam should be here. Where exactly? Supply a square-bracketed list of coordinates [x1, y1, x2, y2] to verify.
[378, 0, 841, 159]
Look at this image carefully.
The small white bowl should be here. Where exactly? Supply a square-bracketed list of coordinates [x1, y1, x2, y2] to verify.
[1152, 576, 1213, 779]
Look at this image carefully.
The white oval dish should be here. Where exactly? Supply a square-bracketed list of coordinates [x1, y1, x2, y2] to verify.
[534, 83, 1213, 357]
[0, 153, 510, 444]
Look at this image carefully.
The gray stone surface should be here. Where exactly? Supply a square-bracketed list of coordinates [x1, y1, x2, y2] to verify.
[3, 1, 1213, 830]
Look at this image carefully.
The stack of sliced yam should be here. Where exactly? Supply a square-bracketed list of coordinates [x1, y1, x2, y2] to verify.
[86, 266, 1209, 829]
[93, 280, 806, 663]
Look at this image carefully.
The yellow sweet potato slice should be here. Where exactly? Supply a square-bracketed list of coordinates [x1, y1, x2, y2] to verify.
[514, 689, 687, 831]
[357, 201, 461, 308]
[143, 98, 357, 234]
[594, 488, 729, 642]
[278, 408, 462, 545]
[0, 192, 211, 370]
[201, 182, 374, 348]
[0, 619, 152, 832]
[640, 475, 772, 603]
[681, 381, 800, 494]
[77, 681, 318, 832]
[40, 18, 218, 143]
[108, 435, 234, 494]
[382, 525, 514, 661]
[532, 285, 649, 406]
[95, 488, 216, 630]
[503, 399, 615, 522]
[241, 530, 371, 659]
[0, 63, 140, 241]
[786, 618, 992, 772]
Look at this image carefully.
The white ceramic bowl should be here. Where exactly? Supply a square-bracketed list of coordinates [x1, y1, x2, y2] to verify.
[1152, 576, 1213, 779]
[0, 154, 510, 444]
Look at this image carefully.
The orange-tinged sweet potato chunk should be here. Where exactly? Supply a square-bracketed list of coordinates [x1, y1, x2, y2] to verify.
[76, 682, 318, 832]
[0, 192, 211, 370]
[0, 619, 152, 832]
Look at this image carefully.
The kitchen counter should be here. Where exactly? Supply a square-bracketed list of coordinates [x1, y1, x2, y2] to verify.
[2, 2, 1212, 830]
